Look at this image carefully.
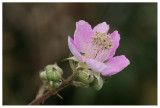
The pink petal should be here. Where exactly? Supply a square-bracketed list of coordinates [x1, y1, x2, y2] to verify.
[93, 22, 109, 34]
[74, 20, 94, 53]
[107, 30, 120, 59]
[68, 36, 85, 62]
[101, 55, 130, 76]
[86, 59, 108, 73]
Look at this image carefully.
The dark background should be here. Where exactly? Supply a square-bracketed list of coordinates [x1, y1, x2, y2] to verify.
[3, 3, 157, 105]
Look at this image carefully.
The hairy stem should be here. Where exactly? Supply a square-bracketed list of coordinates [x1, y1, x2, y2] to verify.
[35, 85, 47, 99]
[29, 70, 77, 105]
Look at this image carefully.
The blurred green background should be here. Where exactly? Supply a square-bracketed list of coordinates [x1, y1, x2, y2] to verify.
[3, 3, 157, 105]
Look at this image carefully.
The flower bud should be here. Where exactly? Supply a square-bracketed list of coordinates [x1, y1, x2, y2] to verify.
[77, 69, 94, 84]
[40, 71, 47, 80]
[53, 79, 62, 88]
[49, 79, 62, 88]
[39, 71, 48, 84]
[90, 77, 103, 91]
[52, 64, 63, 75]
[49, 81, 54, 88]
[45, 64, 63, 81]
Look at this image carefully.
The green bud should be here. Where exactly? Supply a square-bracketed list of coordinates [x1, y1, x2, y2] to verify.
[39, 71, 48, 84]
[49, 79, 62, 88]
[53, 64, 63, 75]
[45, 64, 63, 81]
[53, 79, 62, 88]
[40, 71, 47, 80]
[90, 77, 103, 91]
[49, 81, 54, 88]
[77, 69, 94, 84]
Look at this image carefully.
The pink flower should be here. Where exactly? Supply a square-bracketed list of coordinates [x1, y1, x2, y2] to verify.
[68, 20, 130, 76]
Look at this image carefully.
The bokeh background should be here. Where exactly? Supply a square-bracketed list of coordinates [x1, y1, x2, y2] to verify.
[3, 3, 157, 105]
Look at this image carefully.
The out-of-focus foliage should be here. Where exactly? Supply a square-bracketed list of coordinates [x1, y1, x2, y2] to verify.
[3, 3, 157, 105]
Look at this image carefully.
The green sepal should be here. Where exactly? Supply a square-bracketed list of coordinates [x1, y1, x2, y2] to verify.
[90, 75, 103, 91]
[89, 71, 104, 91]
[62, 56, 79, 62]
[78, 62, 90, 69]
[52, 64, 63, 75]
[39, 71, 48, 84]
[77, 69, 94, 84]
[45, 64, 63, 81]
[49, 79, 62, 89]
[72, 81, 89, 88]
[69, 58, 79, 71]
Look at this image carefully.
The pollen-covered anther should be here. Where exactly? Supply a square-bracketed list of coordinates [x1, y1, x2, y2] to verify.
[91, 31, 113, 50]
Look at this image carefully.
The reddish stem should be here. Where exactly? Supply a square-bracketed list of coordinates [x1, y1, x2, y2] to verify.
[29, 70, 77, 105]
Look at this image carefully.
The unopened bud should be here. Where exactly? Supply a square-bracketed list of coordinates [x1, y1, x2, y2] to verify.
[49, 79, 62, 88]
[53, 79, 62, 88]
[46, 64, 63, 81]
[77, 69, 94, 84]
[39, 71, 48, 84]
[52, 64, 63, 75]
[90, 77, 103, 91]
[40, 71, 47, 80]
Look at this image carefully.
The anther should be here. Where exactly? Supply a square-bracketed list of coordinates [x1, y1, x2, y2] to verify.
[91, 32, 113, 50]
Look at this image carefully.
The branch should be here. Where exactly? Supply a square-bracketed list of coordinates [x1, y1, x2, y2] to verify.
[29, 70, 77, 105]
[35, 85, 47, 99]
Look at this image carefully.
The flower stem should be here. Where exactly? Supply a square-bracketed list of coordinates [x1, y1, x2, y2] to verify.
[35, 85, 47, 99]
[29, 70, 77, 105]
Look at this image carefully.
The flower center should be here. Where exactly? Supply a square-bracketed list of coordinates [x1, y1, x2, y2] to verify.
[85, 31, 113, 62]
[91, 31, 113, 50]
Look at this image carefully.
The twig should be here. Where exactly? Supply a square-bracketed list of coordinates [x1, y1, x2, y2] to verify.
[29, 70, 77, 105]
[35, 85, 47, 99]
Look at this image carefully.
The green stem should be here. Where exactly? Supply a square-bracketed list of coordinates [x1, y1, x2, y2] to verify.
[29, 70, 77, 105]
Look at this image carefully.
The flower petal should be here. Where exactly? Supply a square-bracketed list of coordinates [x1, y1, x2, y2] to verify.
[74, 20, 94, 53]
[68, 36, 85, 62]
[93, 22, 109, 34]
[86, 59, 108, 73]
[107, 30, 120, 59]
[101, 55, 130, 76]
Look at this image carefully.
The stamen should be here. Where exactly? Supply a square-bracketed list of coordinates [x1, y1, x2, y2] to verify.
[91, 31, 113, 50]
[85, 31, 113, 62]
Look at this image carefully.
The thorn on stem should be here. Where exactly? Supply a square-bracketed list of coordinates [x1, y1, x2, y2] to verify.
[55, 92, 64, 100]
[61, 77, 66, 83]
[42, 97, 45, 104]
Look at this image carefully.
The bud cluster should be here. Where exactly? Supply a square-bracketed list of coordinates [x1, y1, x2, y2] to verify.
[76, 62, 104, 91]
[39, 64, 63, 89]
